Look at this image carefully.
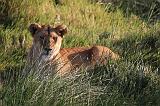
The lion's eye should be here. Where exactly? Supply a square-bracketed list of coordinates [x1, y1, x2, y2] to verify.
[53, 37, 57, 42]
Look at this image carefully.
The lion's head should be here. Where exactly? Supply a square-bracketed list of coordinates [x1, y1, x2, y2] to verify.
[29, 23, 67, 61]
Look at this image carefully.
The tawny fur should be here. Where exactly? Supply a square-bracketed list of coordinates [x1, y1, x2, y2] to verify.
[27, 23, 119, 76]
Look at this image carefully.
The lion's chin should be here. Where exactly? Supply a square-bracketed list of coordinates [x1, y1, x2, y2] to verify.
[40, 51, 53, 62]
[40, 48, 60, 62]
[41, 54, 53, 62]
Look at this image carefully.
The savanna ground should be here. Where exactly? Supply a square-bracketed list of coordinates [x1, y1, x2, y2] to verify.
[0, 0, 160, 105]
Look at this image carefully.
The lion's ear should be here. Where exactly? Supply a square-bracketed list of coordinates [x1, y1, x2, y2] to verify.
[55, 24, 67, 37]
[29, 23, 41, 36]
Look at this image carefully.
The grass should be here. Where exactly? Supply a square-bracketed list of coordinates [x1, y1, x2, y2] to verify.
[0, 0, 160, 105]
[1, 61, 160, 106]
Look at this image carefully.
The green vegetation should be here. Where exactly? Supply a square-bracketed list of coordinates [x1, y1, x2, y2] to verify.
[0, 0, 160, 105]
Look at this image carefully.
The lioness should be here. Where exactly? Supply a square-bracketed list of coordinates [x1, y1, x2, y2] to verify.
[27, 23, 119, 76]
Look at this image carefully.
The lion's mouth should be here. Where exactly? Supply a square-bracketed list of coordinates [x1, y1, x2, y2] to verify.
[44, 50, 50, 55]
[41, 48, 60, 61]
[41, 51, 53, 62]
[43, 48, 52, 55]
[42, 50, 52, 56]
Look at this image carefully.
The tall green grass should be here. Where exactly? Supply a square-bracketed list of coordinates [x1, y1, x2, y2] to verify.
[1, 61, 160, 106]
[0, 0, 160, 105]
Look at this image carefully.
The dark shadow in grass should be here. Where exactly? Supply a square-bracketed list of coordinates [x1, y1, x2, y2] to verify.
[0, 1, 16, 27]
[113, 31, 160, 71]
[88, 60, 159, 106]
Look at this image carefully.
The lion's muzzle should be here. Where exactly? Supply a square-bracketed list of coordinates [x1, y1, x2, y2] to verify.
[44, 48, 52, 55]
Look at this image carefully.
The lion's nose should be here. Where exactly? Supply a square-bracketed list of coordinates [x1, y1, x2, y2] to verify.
[44, 48, 52, 52]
